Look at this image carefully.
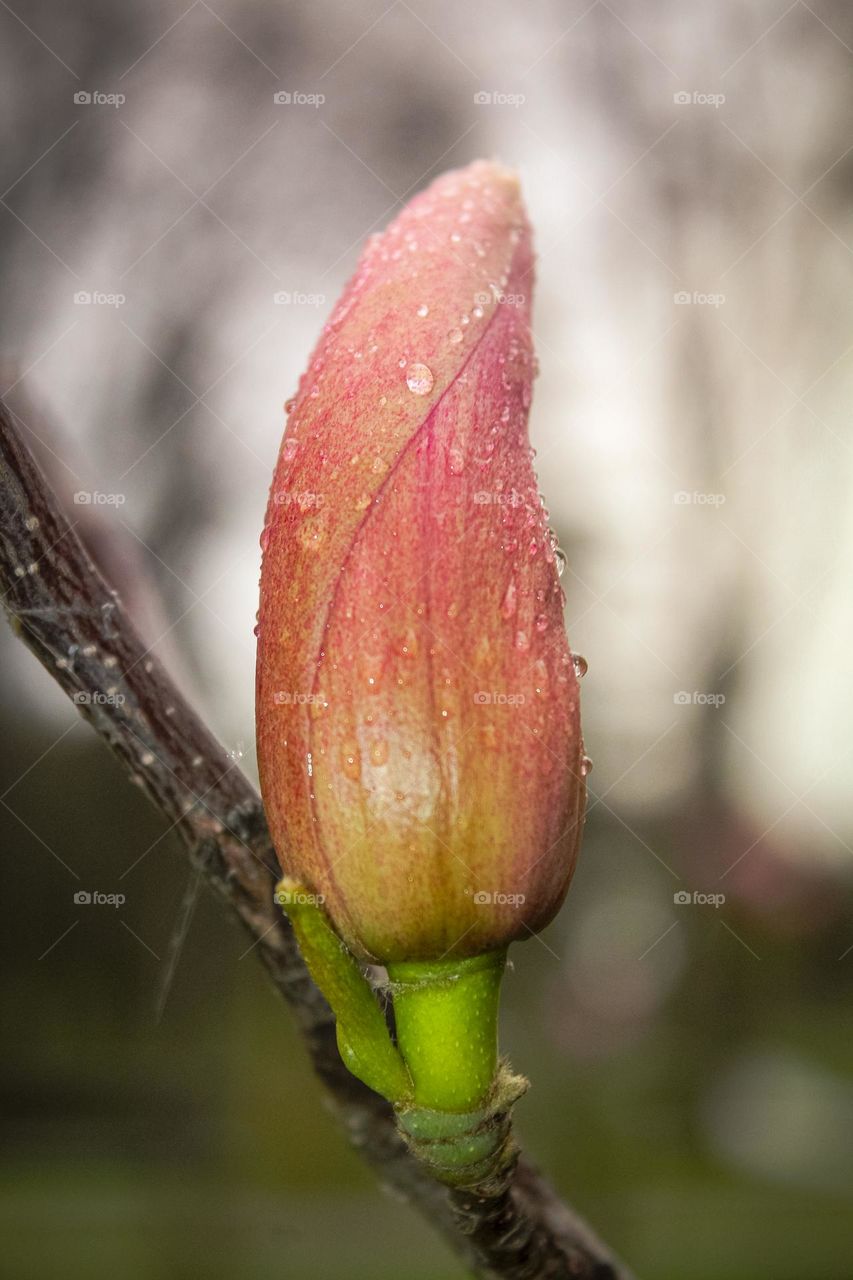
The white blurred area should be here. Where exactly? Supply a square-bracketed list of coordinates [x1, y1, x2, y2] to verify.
[2, 0, 851, 876]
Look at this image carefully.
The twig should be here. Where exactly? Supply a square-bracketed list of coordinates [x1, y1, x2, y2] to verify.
[0, 400, 636, 1280]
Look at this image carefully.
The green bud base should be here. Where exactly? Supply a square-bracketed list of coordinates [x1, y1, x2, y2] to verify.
[386, 953, 507, 1111]
[275, 880, 528, 1187]
[387, 952, 526, 1186]
[395, 1063, 528, 1187]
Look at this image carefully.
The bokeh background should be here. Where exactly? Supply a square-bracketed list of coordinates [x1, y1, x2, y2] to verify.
[2, 1, 852, 1277]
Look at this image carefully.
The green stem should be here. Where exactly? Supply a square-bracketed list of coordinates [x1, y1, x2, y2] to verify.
[386, 951, 506, 1111]
[387, 952, 528, 1187]
[276, 879, 412, 1103]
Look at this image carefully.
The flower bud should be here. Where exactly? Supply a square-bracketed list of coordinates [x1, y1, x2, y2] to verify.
[257, 160, 585, 965]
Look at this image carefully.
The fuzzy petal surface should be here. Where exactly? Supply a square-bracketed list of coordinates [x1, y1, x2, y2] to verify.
[256, 160, 585, 963]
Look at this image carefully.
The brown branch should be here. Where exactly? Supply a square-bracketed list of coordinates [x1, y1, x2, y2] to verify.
[0, 399, 636, 1280]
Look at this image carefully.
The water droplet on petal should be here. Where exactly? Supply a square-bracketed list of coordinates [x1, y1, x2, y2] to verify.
[401, 627, 419, 658]
[447, 327, 464, 344]
[555, 547, 567, 577]
[284, 397, 297, 414]
[341, 742, 361, 781]
[416, 303, 429, 317]
[259, 525, 271, 551]
[535, 613, 548, 633]
[448, 447, 465, 475]
[572, 653, 589, 680]
[580, 754, 593, 778]
[515, 629, 530, 652]
[500, 578, 517, 620]
[369, 739, 389, 767]
[283, 437, 299, 462]
[406, 363, 434, 395]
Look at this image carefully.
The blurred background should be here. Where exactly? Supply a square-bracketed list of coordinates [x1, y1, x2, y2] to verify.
[1, 1, 852, 1276]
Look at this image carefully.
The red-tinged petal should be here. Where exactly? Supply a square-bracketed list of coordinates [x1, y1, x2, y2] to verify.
[257, 160, 585, 963]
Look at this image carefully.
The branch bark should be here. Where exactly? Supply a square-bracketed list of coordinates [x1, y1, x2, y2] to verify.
[0, 401, 636, 1280]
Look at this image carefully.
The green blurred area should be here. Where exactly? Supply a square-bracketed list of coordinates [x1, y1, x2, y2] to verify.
[2, 720, 852, 1279]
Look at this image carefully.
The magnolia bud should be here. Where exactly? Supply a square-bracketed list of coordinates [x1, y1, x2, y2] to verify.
[257, 160, 585, 968]
[258, 160, 588, 1183]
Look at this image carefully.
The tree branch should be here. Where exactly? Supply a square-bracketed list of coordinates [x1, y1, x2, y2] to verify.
[0, 401, 636, 1280]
